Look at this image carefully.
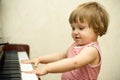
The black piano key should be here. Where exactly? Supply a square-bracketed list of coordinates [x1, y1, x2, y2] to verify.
[0, 69, 20, 74]
[0, 73, 21, 78]
[4, 55, 18, 60]
[0, 78, 21, 80]
[0, 61, 20, 68]
[0, 65, 20, 68]
[0, 60, 19, 64]
[0, 67, 20, 70]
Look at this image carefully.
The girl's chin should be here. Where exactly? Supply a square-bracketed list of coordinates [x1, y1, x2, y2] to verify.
[75, 42, 83, 46]
[75, 41, 86, 46]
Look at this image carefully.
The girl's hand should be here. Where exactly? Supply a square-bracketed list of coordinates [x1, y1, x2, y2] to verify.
[21, 57, 40, 67]
[22, 67, 48, 76]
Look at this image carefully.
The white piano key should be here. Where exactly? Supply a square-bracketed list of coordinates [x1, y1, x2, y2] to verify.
[18, 52, 39, 80]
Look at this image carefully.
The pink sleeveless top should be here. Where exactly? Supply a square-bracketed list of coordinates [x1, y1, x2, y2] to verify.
[61, 42, 101, 80]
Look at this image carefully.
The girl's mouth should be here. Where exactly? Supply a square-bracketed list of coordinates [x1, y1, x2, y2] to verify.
[74, 36, 80, 40]
[75, 36, 80, 39]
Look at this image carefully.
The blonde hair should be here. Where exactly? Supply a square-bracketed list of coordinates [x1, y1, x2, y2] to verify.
[69, 2, 109, 36]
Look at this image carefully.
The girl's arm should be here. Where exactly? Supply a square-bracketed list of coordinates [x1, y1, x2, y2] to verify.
[21, 50, 68, 67]
[45, 47, 99, 73]
[39, 51, 68, 64]
[23, 46, 100, 76]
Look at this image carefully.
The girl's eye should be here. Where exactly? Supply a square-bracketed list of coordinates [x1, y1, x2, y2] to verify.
[79, 27, 84, 30]
[72, 27, 75, 30]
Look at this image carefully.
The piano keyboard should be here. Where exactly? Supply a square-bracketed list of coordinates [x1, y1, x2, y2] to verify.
[0, 50, 21, 80]
[0, 51, 39, 80]
[18, 51, 39, 80]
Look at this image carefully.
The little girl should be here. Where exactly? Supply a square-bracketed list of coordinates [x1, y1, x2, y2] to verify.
[21, 1, 109, 80]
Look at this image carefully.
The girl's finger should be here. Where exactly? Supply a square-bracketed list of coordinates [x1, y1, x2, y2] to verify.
[22, 70, 35, 74]
[21, 59, 33, 64]
[34, 61, 39, 68]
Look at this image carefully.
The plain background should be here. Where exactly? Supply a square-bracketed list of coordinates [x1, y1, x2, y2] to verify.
[0, 0, 120, 80]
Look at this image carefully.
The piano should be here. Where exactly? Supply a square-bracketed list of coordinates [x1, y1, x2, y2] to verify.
[0, 43, 41, 80]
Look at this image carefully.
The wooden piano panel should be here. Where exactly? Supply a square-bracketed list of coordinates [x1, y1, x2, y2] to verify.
[3, 44, 30, 57]
[0, 45, 4, 60]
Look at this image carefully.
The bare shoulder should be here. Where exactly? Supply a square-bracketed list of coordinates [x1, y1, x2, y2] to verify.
[73, 46, 100, 67]
[81, 46, 99, 56]
[79, 46, 100, 65]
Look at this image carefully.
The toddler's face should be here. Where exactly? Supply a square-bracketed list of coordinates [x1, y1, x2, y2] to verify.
[71, 22, 98, 46]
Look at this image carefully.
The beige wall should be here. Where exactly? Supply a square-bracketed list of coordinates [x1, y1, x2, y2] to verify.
[1, 0, 120, 80]
[0, 0, 3, 39]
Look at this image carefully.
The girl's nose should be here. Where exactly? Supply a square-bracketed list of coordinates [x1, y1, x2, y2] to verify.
[73, 29, 79, 34]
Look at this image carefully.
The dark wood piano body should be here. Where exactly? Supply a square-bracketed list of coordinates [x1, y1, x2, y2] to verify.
[3, 43, 30, 57]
